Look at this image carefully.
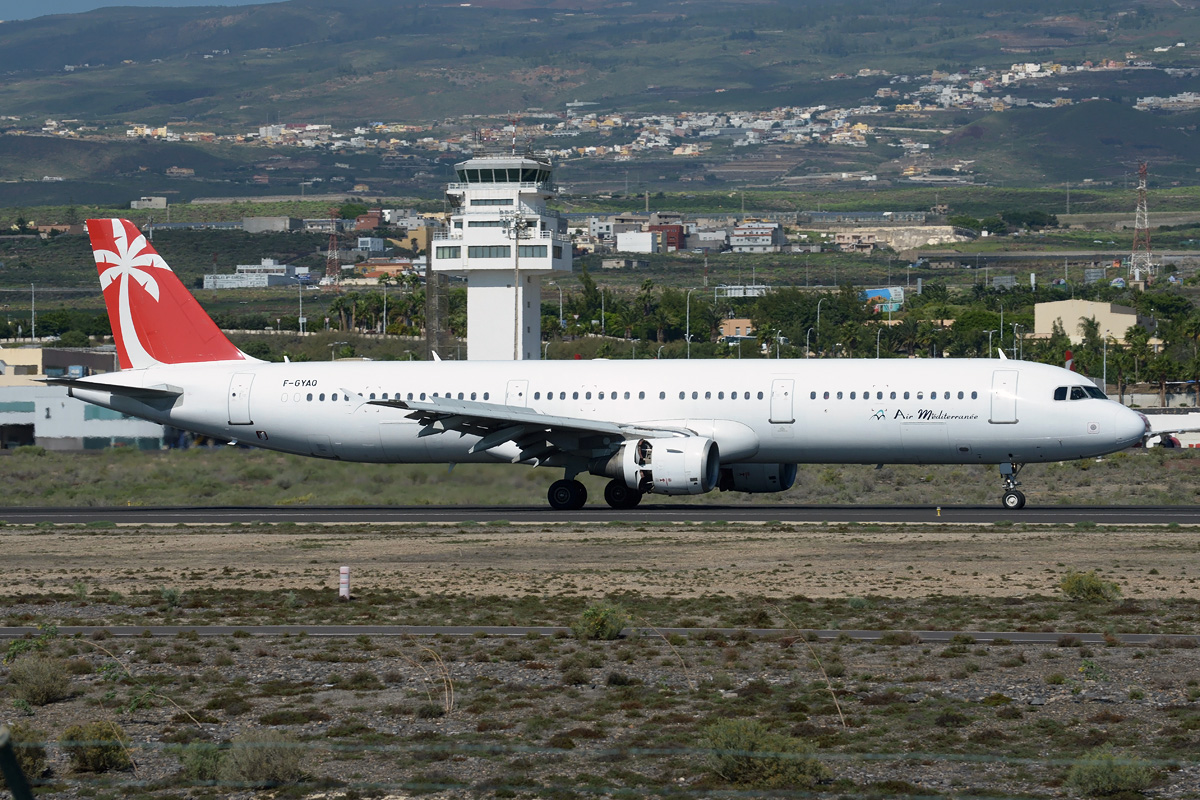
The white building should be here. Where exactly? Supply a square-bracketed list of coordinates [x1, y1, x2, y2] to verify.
[203, 258, 309, 289]
[430, 154, 572, 360]
[615, 230, 660, 254]
[730, 222, 787, 253]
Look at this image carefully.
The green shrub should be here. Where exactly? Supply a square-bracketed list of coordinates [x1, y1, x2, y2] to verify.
[60, 722, 132, 773]
[573, 602, 627, 641]
[702, 718, 830, 789]
[8, 655, 72, 706]
[1060, 570, 1121, 603]
[1, 723, 48, 788]
[219, 731, 303, 788]
[179, 742, 224, 783]
[1065, 745, 1155, 796]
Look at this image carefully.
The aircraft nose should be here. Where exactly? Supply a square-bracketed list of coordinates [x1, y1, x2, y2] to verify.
[1114, 406, 1149, 448]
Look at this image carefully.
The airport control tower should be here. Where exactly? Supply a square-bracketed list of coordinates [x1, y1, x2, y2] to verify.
[431, 153, 572, 360]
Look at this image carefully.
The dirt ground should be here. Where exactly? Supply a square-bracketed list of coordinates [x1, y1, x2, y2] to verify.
[5, 522, 1199, 600]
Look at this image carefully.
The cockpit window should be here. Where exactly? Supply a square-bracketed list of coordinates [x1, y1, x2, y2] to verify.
[1057, 385, 1107, 401]
[1085, 385, 1107, 400]
[1054, 387, 1067, 401]
[1070, 386, 1088, 400]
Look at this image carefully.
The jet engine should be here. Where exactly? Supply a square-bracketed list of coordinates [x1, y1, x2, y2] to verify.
[592, 437, 720, 495]
[719, 463, 798, 494]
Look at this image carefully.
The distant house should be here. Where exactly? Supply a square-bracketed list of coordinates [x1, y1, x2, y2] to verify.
[131, 196, 167, 210]
[165, 166, 195, 177]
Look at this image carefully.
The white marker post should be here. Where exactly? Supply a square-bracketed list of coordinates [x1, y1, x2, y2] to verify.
[338, 566, 350, 601]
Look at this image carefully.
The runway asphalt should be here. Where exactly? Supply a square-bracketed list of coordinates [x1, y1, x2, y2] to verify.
[0, 504, 1196, 525]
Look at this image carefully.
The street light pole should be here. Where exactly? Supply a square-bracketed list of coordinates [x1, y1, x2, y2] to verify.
[1010, 323, 1021, 360]
[686, 287, 696, 359]
[806, 327, 813, 359]
[983, 329, 997, 358]
[501, 210, 530, 360]
[876, 327, 883, 359]
[1102, 331, 1109, 394]
[816, 297, 825, 356]
[775, 329, 782, 359]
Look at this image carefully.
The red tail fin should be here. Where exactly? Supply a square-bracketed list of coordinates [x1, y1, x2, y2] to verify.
[88, 219, 247, 369]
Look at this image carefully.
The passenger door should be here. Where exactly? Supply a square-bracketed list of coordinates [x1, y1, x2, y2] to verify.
[989, 370, 1018, 424]
[227, 373, 254, 425]
[769, 378, 795, 424]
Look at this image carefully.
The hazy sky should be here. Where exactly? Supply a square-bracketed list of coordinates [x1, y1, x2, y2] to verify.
[0, 0, 270, 21]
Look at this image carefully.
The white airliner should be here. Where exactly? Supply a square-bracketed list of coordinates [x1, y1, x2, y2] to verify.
[53, 219, 1153, 511]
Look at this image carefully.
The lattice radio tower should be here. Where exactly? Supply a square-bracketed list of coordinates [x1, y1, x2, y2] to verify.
[325, 206, 341, 282]
[1129, 162, 1157, 284]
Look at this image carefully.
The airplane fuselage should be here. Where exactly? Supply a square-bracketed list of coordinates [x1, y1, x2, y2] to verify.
[68, 357, 1147, 469]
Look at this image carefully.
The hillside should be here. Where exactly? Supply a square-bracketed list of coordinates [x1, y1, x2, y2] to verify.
[1, 0, 1198, 125]
[938, 101, 1200, 184]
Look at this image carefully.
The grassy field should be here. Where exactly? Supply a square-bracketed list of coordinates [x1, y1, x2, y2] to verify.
[1, 445, 1197, 508]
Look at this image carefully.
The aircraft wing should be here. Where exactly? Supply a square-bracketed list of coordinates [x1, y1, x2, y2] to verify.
[368, 396, 689, 463]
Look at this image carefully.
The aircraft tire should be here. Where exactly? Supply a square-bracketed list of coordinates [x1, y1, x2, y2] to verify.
[1001, 489, 1026, 510]
[548, 479, 588, 511]
[603, 479, 642, 510]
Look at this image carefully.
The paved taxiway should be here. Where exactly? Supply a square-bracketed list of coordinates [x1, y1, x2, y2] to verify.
[0, 504, 1196, 525]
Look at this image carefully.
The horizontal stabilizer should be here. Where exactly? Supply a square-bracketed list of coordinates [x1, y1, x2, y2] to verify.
[39, 377, 183, 400]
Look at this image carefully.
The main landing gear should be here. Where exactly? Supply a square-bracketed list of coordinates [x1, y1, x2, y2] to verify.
[547, 479, 587, 511]
[1000, 462, 1025, 510]
[547, 478, 645, 510]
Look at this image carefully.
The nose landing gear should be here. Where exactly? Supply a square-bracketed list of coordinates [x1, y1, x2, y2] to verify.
[1000, 462, 1025, 510]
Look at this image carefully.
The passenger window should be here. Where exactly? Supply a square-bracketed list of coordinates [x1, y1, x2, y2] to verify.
[332, 393, 338, 401]
[903, 391, 910, 400]
[638, 391, 644, 399]
[757, 392, 764, 400]
[611, 392, 617, 401]
[744, 392, 750, 400]
[534, 392, 540, 400]
[917, 392, 924, 400]
[585, 392, 592, 400]
[705, 391, 711, 400]
[573, 391, 579, 399]
[971, 391, 977, 399]
[1070, 386, 1088, 400]
[471, 392, 477, 400]
[320, 393, 326, 401]
[957, 391, 963, 399]
[483, 392, 489, 400]
[877, 392, 883, 400]
[559, 392, 566, 400]
[659, 391, 666, 399]
[458, 392, 464, 400]
[679, 391, 685, 400]
[382, 393, 388, 400]
[369, 393, 375, 400]
[943, 392, 950, 400]
[810, 391, 816, 399]
[599, 392, 605, 400]
[823, 391, 830, 400]
[625, 392, 631, 400]
[420, 393, 426, 400]
[889, 391, 896, 399]
[850, 391, 857, 399]
[692, 391, 698, 399]
[407, 393, 413, 400]
[836, 391, 843, 399]
[306, 393, 313, 401]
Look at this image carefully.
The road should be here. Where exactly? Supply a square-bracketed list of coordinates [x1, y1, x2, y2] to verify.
[0, 504, 1195, 525]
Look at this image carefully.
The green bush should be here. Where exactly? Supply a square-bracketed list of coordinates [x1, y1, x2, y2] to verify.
[178, 742, 225, 783]
[702, 718, 830, 790]
[573, 602, 627, 641]
[219, 731, 304, 788]
[8, 655, 72, 706]
[1060, 570, 1121, 603]
[60, 722, 132, 773]
[1065, 745, 1155, 796]
[1, 723, 48, 788]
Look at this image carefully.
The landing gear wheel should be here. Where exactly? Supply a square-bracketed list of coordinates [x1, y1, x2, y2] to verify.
[1002, 489, 1026, 510]
[548, 479, 587, 511]
[603, 479, 643, 510]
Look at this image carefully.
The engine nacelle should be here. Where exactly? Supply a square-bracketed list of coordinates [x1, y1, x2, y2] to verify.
[719, 463, 798, 494]
[593, 437, 720, 495]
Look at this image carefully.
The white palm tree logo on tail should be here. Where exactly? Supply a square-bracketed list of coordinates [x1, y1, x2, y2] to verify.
[94, 219, 170, 369]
